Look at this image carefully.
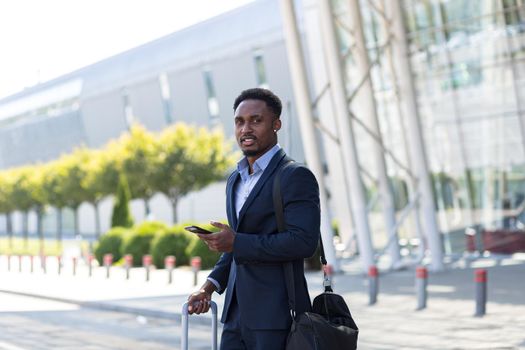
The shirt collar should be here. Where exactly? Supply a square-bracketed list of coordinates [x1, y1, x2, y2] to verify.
[237, 144, 281, 179]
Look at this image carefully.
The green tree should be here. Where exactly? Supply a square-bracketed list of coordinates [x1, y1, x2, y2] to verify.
[59, 149, 91, 237]
[0, 172, 16, 248]
[41, 160, 70, 248]
[81, 148, 119, 238]
[111, 173, 134, 228]
[116, 125, 158, 217]
[153, 123, 235, 223]
[27, 166, 47, 257]
[8, 167, 34, 247]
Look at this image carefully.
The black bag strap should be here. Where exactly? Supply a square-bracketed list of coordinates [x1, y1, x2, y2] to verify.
[273, 160, 296, 315]
[272, 161, 332, 317]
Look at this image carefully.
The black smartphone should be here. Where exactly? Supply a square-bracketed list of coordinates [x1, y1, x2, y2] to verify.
[184, 225, 213, 234]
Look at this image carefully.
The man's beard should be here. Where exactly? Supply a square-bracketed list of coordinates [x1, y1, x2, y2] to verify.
[242, 149, 259, 157]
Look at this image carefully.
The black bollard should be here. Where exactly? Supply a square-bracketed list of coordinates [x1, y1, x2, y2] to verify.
[124, 254, 133, 280]
[143, 255, 152, 282]
[104, 254, 113, 279]
[368, 265, 378, 305]
[416, 266, 428, 310]
[475, 269, 487, 317]
[165, 255, 176, 284]
[191, 257, 202, 286]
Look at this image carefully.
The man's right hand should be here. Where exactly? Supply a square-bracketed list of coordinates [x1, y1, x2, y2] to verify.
[187, 280, 217, 314]
[187, 289, 212, 314]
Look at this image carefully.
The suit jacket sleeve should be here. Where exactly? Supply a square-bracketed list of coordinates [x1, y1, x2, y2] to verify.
[207, 252, 232, 294]
[233, 165, 320, 263]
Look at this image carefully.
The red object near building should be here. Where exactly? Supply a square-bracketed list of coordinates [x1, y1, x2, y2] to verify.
[124, 254, 133, 267]
[191, 256, 202, 270]
[165, 255, 176, 269]
[143, 254, 153, 267]
[103, 254, 113, 266]
[482, 229, 525, 254]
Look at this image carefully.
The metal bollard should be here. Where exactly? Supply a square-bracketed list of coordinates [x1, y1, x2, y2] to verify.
[88, 254, 94, 277]
[30, 255, 34, 273]
[124, 254, 133, 280]
[57, 256, 62, 275]
[18, 255, 23, 273]
[416, 266, 428, 310]
[368, 265, 378, 305]
[191, 257, 202, 286]
[7, 254, 11, 272]
[475, 269, 487, 317]
[72, 257, 77, 276]
[165, 255, 176, 284]
[104, 253, 113, 279]
[143, 255, 152, 282]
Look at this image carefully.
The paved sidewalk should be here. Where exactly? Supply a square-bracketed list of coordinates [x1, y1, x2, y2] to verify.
[1, 254, 524, 349]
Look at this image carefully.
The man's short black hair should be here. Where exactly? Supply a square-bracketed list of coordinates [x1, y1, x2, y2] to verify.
[233, 88, 282, 118]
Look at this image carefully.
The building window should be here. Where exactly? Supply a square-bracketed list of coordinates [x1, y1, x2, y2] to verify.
[158, 72, 173, 124]
[203, 69, 220, 125]
[121, 88, 134, 129]
[253, 50, 269, 89]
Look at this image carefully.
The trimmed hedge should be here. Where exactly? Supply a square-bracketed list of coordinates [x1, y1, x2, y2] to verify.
[150, 225, 196, 268]
[94, 227, 130, 265]
[97, 220, 225, 269]
[186, 237, 221, 270]
[121, 221, 167, 266]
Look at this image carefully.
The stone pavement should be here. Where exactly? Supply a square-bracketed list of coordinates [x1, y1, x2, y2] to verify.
[0, 253, 524, 349]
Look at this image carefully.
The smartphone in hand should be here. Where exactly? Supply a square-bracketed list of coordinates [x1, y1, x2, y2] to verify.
[185, 225, 213, 234]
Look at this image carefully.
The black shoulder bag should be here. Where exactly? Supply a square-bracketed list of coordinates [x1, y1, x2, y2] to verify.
[273, 163, 359, 350]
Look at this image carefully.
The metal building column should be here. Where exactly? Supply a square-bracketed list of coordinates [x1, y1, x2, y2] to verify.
[301, 0, 355, 251]
[375, 0, 426, 262]
[347, 0, 401, 268]
[318, 0, 375, 271]
[279, 0, 339, 271]
[385, 0, 444, 271]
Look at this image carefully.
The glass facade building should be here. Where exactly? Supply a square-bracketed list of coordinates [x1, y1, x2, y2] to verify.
[329, 0, 525, 255]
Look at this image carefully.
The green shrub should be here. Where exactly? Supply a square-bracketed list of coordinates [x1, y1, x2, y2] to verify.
[135, 220, 169, 234]
[94, 227, 130, 265]
[121, 221, 168, 266]
[150, 225, 196, 268]
[186, 237, 221, 270]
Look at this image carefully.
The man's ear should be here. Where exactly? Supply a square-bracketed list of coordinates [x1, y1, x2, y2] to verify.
[273, 118, 282, 132]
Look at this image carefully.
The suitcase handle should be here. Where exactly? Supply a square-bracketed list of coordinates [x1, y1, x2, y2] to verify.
[181, 301, 218, 350]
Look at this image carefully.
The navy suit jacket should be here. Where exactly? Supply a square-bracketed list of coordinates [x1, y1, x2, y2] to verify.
[208, 149, 321, 330]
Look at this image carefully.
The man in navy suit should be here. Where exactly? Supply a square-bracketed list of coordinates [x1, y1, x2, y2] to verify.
[187, 88, 320, 350]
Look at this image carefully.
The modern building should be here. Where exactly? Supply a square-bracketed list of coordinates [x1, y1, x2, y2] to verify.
[1, 0, 524, 270]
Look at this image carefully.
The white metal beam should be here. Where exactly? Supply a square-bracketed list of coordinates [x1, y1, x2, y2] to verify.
[279, 0, 339, 271]
[318, 0, 375, 271]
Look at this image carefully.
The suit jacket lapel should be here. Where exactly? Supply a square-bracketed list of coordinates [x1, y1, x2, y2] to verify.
[237, 149, 287, 226]
[226, 171, 240, 229]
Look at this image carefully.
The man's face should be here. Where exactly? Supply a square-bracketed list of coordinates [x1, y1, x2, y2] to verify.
[234, 99, 281, 160]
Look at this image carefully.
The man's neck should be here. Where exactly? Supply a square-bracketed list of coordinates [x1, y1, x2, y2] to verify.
[246, 143, 277, 174]
[247, 157, 257, 175]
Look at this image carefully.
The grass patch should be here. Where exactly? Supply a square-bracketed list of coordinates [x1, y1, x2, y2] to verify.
[0, 237, 89, 256]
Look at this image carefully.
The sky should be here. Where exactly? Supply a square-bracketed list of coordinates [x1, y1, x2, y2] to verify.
[0, 0, 254, 99]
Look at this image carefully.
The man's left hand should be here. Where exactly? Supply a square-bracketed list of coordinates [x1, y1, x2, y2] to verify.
[196, 221, 236, 253]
